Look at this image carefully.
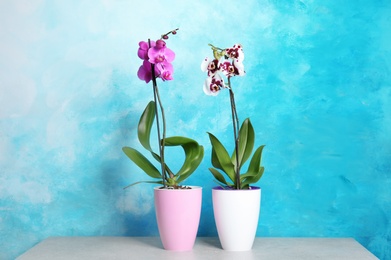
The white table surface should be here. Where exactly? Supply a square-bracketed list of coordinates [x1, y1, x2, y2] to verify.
[17, 236, 379, 260]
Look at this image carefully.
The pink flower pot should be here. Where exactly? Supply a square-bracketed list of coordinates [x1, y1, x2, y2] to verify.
[154, 186, 202, 251]
[212, 186, 261, 251]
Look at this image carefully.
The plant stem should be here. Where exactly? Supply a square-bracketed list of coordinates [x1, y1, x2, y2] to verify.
[228, 77, 241, 189]
[154, 84, 172, 179]
[149, 39, 167, 187]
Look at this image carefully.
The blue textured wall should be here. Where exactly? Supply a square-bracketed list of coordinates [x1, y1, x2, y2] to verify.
[1, 0, 390, 259]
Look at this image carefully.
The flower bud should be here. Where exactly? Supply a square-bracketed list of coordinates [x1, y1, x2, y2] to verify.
[155, 39, 166, 49]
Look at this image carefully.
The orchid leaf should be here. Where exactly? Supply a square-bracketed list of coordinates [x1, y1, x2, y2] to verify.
[244, 145, 265, 176]
[136, 101, 169, 165]
[207, 132, 235, 183]
[209, 168, 230, 186]
[150, 151, 162, 163]
[123, 180, 163, 189]
[164, 136, 204, 183]
[239, 145, 265, 188]
[138, 101, 156, 152]
[208, 120, 265, 189]
[122, 147, 161, 179]
[231, 118, 255, 170]
[241, 167, 264, 189]
[211, 146, 223, 171]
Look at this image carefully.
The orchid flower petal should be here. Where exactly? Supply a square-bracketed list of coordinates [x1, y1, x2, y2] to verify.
[137, 41, 156, 60]
[148, 45, 175, 64]
[226, 44, 244, 62]
[219, 60, 236, 77]
[203, 78, 219, 96]
[137, 64, 152, 83]
[234, 60, 245, 76]
[201, 57, 219, 77]
[162, 47, 175, 63]
[203, 74, 225, 96]
[156, 62, 174, 81]
[201, 57, 211, 72]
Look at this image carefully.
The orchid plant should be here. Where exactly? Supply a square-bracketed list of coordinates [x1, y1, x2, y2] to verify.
[123, 29, 204, 189]
[201, 44, 265, 190]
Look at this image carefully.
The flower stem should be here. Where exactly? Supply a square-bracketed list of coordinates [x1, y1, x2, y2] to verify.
[154, 84, 172, 179]
[161, 28, 179, 39]
[149, 39, 167, 187]
[228, 77, 241, 189]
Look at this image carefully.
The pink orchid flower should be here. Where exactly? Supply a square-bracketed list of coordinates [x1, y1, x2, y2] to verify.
[156, 62, 174, 81]
[148, 39, 175, 65]
[137, 60, 160, 83]
[138, 41, 156, 60]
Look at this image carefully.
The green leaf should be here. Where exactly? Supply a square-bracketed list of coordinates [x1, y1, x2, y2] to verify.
[164, 136, 204, 183]
[209, 168, 230, 186]
[232, 118, 255, 170]
[136, 101, 168, 166]
[240, 145, 265, 187]
[241, 167, 264, 189]
[122, 147, 161, 179]
[211, 146, 223, 171]
[246, 145, 265, 175]
[123, 180, 163, 189]
[138, 101, 156, 152]
[207, 133, 235, 182]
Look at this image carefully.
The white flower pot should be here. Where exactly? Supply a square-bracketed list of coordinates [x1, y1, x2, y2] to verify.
[212, 186, 261, 251]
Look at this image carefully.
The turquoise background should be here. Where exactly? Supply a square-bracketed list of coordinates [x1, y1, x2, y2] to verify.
[1, 0, 390, 259]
